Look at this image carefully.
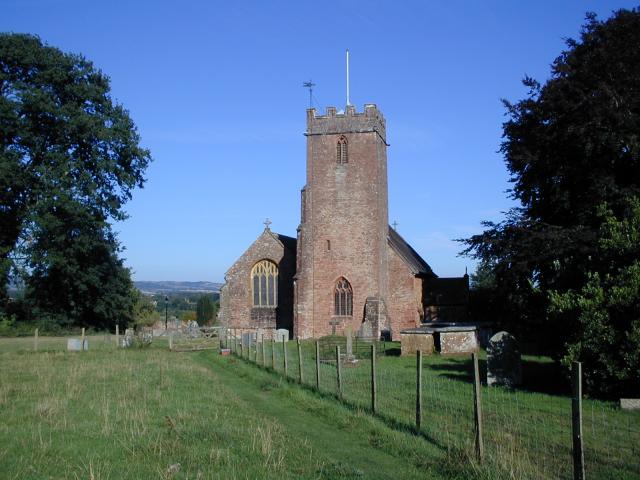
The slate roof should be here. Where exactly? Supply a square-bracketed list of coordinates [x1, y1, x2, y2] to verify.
[275, 232, 297, 252]
[387, 227, 435, 277]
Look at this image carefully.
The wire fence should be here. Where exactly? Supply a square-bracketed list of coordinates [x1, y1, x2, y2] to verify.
[220, 329, 640, 480]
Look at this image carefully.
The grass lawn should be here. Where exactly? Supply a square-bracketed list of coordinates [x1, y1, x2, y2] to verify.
[1, 335, 638, 479]
[0, 336, 463, 479]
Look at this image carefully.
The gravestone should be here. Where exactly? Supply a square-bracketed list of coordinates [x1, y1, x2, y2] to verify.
[67, 338, 88, 351]
[620, 399, 640, 410]
[487, 331, 521, 387]
[275, 329, 289, 342]
[359, 296, 387, 339]
[344, 324, 357, 364]
[121, 328, 135, 348]
[186, 320, 201, 338]
[138, 327, 153, 346]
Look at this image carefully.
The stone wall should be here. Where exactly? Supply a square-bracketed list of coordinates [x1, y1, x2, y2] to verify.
[218, 229, 295, 332]
[387, 245, 422, 339]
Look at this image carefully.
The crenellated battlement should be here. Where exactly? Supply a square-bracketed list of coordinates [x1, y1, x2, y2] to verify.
[306, 104, 386, 138]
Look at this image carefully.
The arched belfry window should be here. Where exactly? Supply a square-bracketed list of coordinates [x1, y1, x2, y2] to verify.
[334, 277, 353, 316]
[336, 135, 348, 164]
[251, 260, 278, 307]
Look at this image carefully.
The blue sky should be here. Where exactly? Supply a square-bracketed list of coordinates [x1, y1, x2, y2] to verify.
[3, 0, 637, 281]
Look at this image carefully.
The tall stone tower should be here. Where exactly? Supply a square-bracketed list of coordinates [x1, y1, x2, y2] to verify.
[294, 104, 389, 339]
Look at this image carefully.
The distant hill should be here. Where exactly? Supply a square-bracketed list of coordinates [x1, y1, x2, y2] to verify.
[134, 281, 222, 294]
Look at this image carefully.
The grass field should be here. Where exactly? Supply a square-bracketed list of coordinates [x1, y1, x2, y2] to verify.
[1, 335, 638, 479]
[225, 335, 640, 479]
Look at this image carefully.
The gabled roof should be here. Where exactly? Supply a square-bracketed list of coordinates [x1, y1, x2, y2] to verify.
[388, 227, 435, 277]
[274, 232, 297, 252]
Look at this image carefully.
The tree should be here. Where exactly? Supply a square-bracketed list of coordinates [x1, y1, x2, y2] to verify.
[549, 198, 640, 397]
[196, 295, 216, 325]
[0, 34, 151, 326]
[24, 196, 136, 329]
[460, 9, 640, 395]
[132, 289, 160, 327]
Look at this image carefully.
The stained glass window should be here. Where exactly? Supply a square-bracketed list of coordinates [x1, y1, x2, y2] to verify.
[334, 277, 353, 316]
[251, 260, 278, 307]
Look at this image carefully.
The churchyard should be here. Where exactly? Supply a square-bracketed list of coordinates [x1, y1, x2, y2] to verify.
[1, 333, 639, 479]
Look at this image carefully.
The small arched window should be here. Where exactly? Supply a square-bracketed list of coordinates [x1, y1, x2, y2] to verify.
[251, 260, 278, 307]
[336, 135, 348, 164]
[334, 277, 353, 316]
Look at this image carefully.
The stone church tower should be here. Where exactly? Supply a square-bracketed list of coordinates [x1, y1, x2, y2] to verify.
[294, 105, 390, 339]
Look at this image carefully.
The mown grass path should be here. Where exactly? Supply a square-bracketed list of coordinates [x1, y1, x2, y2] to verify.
[199, 352, 446, 479]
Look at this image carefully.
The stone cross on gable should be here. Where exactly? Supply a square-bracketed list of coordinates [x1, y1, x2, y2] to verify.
[263, 218, 272, 230]
[392, 221, 399, 230]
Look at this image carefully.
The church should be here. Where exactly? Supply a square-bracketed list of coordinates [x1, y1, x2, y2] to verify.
[218, 103, 468, 340]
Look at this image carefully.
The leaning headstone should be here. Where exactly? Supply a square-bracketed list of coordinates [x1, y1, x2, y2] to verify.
[487, 331, 521, 387]
[67, 338, 88, 351]
[275, 329, 289, 342]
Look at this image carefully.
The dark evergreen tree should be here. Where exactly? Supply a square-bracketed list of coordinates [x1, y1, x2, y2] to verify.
[461, 9, 640, 395]
[0, 34, 151, 326]
[196, 295, 215, 325]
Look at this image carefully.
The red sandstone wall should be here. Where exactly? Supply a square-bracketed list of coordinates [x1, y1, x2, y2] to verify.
[219, 229, 294, 332]
[387, 245, 423, 339]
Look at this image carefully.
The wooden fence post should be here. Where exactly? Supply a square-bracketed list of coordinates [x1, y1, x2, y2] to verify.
[81, 327, 85, 350]
[572, 361, 585, 480]
[283, 337, 288, 377]
[116, 324, 119, 348]
[256, 334, 259, 364]
[315, 341, 321, 390]
[169, 332, 173, 351]
[262, 334, 266, 367]
[336, 345, 343, 398]
[253, 333, 257, 363]
[297, 338, 303, 383]
[271, 338, 275, 370]
[472, 352, 484, 463]
[34, 328, 39, 352]
[371, 344, 377, 414]
[416, 350, 422, 430]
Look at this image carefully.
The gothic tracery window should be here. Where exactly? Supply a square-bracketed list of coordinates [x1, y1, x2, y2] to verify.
[334, 277, 353, 316]
[251, 260, 278, 307]
[336, 135, 348, 164]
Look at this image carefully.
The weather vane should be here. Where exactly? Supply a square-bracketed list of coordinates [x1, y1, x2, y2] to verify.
[303, 79, 316, 108]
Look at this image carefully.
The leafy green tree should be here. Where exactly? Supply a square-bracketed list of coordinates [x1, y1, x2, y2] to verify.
[132, 289, 160, 327]
[0, 34, 151, 326]
[461, 9, 640, 394]
[550, 198, 640, 397]
[196, 295, 215, 325]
